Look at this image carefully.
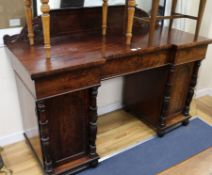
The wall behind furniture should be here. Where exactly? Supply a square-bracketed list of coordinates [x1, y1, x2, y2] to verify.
[0, 28, 23, 146]
[0, 0, 25, 28]
[165, 0, 212, 97]
[197, 21, 212, 95]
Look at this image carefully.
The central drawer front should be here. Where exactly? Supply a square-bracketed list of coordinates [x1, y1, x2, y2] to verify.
[102, 50, 169, 79]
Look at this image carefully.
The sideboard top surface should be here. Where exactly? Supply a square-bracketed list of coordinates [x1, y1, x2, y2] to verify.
[6, 26, 212, 80]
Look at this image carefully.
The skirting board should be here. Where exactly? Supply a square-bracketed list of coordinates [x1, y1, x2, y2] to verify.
[0, 132, 24, 147]
[195, 88, 212, 98]
[98, 102, 123, 116]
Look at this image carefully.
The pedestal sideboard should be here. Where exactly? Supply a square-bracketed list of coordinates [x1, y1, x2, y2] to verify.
[4, 5, 212, 175]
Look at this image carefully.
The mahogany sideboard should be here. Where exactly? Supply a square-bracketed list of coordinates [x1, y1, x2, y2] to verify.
[4, 6, 212, 175]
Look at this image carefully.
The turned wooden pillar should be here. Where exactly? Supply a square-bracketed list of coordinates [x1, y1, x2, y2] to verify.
[168, 0, 178, 31]
[24, 0, 34, 45]
[148, 0, 160, 46]
[126, 0, 135, 45]
[40, 0, 51, 59]
[158, 64, 176, 137]
[102, 0, 108, 35]
[195, 0, 207, 40]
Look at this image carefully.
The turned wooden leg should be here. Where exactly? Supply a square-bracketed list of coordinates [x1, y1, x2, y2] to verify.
[126, 0, 135, 45]
[90, 160, 99, 168]
[148, 0, 160, 46]
[182, 119, 190, 126]
[40, 0, 51, 59]
[195, 0, 207, 40]
[168, 0, 178, 31]
[102, 0, 108, 35]
[157, 129, 165, 137]
[24, 0, 34, 46]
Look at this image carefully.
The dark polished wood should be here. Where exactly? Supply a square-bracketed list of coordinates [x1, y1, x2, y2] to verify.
[37, 100, 54, 174]
[4, 5, 212, 175]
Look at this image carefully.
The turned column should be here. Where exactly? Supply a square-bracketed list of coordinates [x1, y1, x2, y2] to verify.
[148, 0, 160, 46]
[102, 0, 108, 35]
[126, 0, 135, 45]
[36, 101, 54, 174]
[195, 0, 207, 40]
[168, 0, 178, 31]
[40, 0, 51, 59]
[24, 0, 34, 45]
[89, 86, 99, 159]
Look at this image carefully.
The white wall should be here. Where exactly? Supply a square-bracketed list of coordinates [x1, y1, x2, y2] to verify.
[0, 28, 23, 146]
[197, 21, 212, 93]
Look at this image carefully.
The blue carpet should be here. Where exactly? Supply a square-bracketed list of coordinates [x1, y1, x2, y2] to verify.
[77, 118, 212, 175]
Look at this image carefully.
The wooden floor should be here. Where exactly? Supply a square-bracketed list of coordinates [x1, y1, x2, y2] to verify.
[158, 147, 212, 175]
[1, 96, 212, 175]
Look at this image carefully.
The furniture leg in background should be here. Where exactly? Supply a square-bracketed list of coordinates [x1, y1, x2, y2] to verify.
[102, 0, 108, 35]
[24, 0, 34, 46]
[126, 0, 135, 45]
[0, 147, 12, 175]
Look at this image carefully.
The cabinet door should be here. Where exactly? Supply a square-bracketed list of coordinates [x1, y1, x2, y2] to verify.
[45, 90, 89, 166]
[123, 66, 169, 127]
[167, 63, 194, 118]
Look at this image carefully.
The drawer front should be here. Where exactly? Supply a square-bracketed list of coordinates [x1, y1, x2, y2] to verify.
[175, 45, 207, 65]
[35, 67, 101, 99]
[102, 50, 169, 79]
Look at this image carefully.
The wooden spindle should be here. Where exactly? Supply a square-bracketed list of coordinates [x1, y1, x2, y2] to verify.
[89, 86, 99, 159]
[126, 0, 135, 45]
[195, 0, 207, 40]
[102, 0, 108, 35]
[168, 0, 178, 31]
[40, 0, 51, 59]
[24, 0, 34, 46]
[148, 0, 160, 46]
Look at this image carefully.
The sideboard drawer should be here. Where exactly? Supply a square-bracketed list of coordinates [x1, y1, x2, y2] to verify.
[35, 67, 101, 99]
[175, 45, 207, 64]
[102, 50, 169, 79]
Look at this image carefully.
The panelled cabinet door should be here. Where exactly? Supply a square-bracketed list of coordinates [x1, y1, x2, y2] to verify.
[45, 90, 89, 166]
[167, 63, 195, 118]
